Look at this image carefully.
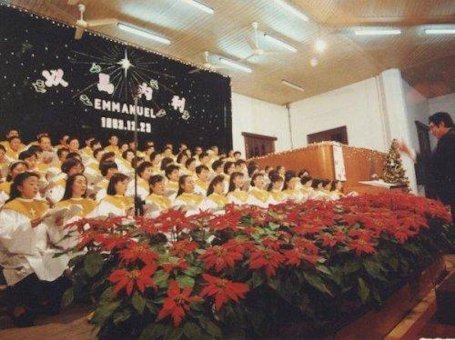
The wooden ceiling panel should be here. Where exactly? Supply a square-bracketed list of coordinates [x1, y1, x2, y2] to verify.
[6, 0, 455, 104]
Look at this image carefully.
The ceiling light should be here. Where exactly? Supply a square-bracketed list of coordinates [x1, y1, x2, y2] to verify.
[182, 0, 214, 14]
[263, 34, 297, 52]
[424, 28, 455, 35]
[354, 29, 401, 36]
[118, 23, 171, 44]
[310, 57, 318, 67]
[273, 0, 309, 21]
[314, 38, 327, 53]
[219, 58, 252, 73]
[282, 79, 305, 92]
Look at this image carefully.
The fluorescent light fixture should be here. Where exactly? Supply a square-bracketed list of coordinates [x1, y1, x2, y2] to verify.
[273, 0, 309, 21]
[218, 57, 252, 73]
[118, 23, 171, 44]
[424, 28, 455, 35]
[354, 29, 401, 36]
[282, 79, 304, 92]
[314, 38, 327, 52]
[182, 0, 214, 14]
[264, 33, 297, 52]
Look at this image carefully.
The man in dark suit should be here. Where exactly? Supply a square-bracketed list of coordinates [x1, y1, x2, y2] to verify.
[399, 112, 454, 222]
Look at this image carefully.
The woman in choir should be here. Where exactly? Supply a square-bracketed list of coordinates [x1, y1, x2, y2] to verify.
[145, 175, 172, 217]
[267, 173, 287, 203]
[185, 158, 197, 178]
[329, 180, 345, 200]
[46, 158, 85, 205]
[0, 145, 9, 179]
[93, 173, 133, 217]
[0, 161, 28, 205]
[126, 161, 153, 201]
[248, 173, 272, 208]
[283, 176, 304, 202]
[301, 176, 317, 200]
[50, 174, 97, 249]
[311, 178, 331, 200]
[67, 137, 80, 154]
[118, 149, 134, 174]
[173, 175, 204, 215]
[149, 151, 162, 175]
[95, 161, 118, 202]
[0, 172, 70, 327]
[227, 172, 249, 205]
[298, 169, 311, 178]
[223, 161, 236, 193]
[164, 164, 180, 198]
[276, 165, 286, 179]
[194, 164, 210, 196]
[201, 175, 228, 211]
[161, 157, 174, 172]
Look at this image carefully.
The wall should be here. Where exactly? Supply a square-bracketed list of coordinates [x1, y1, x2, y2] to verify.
[288, 77, 388, 152]
[428, 93, 455, 117]
[231, 92, 290, 156]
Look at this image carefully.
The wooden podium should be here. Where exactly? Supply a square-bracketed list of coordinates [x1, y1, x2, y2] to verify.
[248, 143, 386, 193]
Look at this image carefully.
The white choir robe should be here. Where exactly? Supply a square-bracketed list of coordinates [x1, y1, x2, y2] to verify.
[173, 193, 204, 216]
[126, 178, 150, 201]
[247, 188, 273, 208]
[89, 195, 134, 217]
[0, 207, 69, 286]
[227, 189, 249, 206]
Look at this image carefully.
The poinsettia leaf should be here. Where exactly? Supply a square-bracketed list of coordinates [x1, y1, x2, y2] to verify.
[343, 260, 362, 274]
[165, 326, 184, 340]
[358, 277, 370, 304]
[199, 318, 222, 338]
[91, 301, 121, 325]
[303, 272, 332, 296]
[316, 264, 331, 276]
[153, 270, 170, 288]
[99, 287, 116, 304]
[268, 222, 280, 230]
[113, 308, 132, 325]
[176, 275, 195, 289]
[132, 292, 146, 314]
[84, 253, 104, 277]
[183, 321, 202, 338]
[139, 323, 167, 340]
[184, 266, 202, 277]
[251, 272, 265, 288]
[61, 287, 74, 309]
[363, 259, 388, 282]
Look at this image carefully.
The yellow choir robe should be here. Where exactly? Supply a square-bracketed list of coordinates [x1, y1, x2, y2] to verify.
[201, 193, 228, 211]
[95, 178, 109, 202]
[92, 194, 134, 217]
[165, 180, 179, 198]
[270, 190, 288, 203]
[104, 145, 120, 155]
[0, 198, 69, 285]
[247, 187, 272, 208]
[194, 178, 209, 196]
[284, 188, 304, 202]
[174, 192, 204, 215]
[126, 177, 150, 201]
[227, 189, 249, 205]
[144, 193, 172, 217]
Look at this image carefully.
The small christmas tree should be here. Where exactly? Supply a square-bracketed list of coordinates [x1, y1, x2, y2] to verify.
[382, 139, 411, 191]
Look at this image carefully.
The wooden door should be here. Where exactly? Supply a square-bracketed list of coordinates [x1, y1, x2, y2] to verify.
[242, 132, 277, 159]
[307, 126, 348, 145]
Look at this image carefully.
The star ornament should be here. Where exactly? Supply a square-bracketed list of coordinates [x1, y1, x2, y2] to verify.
[117, 49, 133, 76]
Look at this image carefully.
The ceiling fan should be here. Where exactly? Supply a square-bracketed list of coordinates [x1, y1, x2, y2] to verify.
[73, 4, 118, 40]
[44, 2, 118, 40]
[188, 51, 227, 74]
[240, 22, 281, 62]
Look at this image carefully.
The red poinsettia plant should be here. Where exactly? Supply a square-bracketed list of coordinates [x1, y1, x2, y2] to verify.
[61, 192, 453, 339]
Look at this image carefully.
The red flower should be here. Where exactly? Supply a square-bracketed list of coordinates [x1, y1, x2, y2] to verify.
[347, 238, 376, 256]
[155, 209, 190, 233]
[169, 240, 199, 257]
[118, 242, 159, 265]
[284, 248, 321, 266]
[97, 234, 130, 251]
[262, 237, 284, 250]
[249, 248, 285, 277]
[199, 243, 244, 272]
[157, 280, 202, 327]
[161, 258, 189, 273]
[108, 264, 157, 296]
[207, 210, 242, 231]
[200, 274, 249, 311]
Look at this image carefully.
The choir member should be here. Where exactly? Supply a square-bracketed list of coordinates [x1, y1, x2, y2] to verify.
[164, 164, 180, 198]
[0, 172, 70, 327]
[268, 173, 287, 203]
[95, 161, 119, 202]
[247, 173, 272, 208]
[226, 172, 249, 205]
[283, 176, 304, 202]
[93, 173, 133, 216]
[173, 175, 204, 215]
[194, 165, 210, 196]
[0, 161, 28, 206]
[145, 175, 172, 216]
[104, 135, 120, 155]
[126, 161, 153, 201]
[202, 175, 228, 211]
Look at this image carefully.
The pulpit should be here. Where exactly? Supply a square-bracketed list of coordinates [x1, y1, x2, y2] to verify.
[248, 142, 387, 193]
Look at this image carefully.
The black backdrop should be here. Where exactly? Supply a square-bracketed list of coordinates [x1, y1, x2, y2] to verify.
[0, 4, 232, 150]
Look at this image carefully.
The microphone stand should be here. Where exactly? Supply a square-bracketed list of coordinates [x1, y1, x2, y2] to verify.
[133, 91, 143, 216]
